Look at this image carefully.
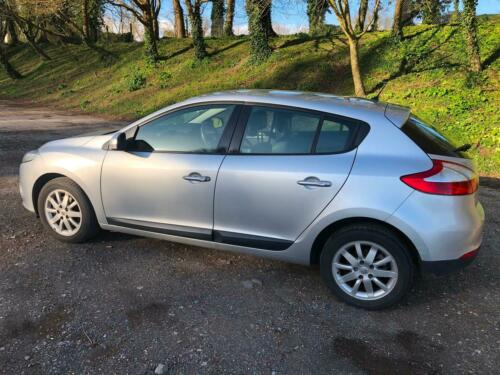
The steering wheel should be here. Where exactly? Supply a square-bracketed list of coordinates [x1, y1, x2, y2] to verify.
[200, 120, 221, 148]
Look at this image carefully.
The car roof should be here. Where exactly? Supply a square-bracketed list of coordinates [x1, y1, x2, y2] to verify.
[182, 90, 410, 126]
[125, 90, 411, 130]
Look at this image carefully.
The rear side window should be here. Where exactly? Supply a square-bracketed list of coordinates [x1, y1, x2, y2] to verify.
[239, 106, 367, 155]
[402, 116, 465, 158]
[316, 118, 359, 154]
[240, 107, 321, 154]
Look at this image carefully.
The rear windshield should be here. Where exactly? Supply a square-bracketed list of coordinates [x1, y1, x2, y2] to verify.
[401, 116, 466, 158]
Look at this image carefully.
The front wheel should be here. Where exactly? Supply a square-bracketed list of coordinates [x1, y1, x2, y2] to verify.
[37, 177, 100, 243]
[320, 223, 414, 310]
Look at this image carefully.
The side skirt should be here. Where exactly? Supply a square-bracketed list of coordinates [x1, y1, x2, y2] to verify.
[106, 218, 293, 251]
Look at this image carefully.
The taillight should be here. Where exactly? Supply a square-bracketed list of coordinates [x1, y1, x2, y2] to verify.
[400, 159, 478, 195]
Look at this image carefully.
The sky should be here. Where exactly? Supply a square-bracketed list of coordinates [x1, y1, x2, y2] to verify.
[145, 0, 499, 36]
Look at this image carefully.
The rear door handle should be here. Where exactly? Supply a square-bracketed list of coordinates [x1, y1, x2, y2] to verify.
[297, 177, 332, 188]
[183, 172, 211, 183]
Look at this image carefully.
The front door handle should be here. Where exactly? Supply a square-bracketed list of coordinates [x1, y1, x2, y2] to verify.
[297, 177, 332, 188]
[183, 172, 211, 183]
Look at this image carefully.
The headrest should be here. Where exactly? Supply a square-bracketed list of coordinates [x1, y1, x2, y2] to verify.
[246, 111, 268, 136]
[273, 111, 292, 133]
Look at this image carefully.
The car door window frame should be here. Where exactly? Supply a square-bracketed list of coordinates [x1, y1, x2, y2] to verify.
[125, 102, 244, 155]
[228, 103, 370, 155]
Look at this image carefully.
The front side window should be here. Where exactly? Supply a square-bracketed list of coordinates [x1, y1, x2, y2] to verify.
[134, 104, 235, 153]
[240, 106, 321, 154]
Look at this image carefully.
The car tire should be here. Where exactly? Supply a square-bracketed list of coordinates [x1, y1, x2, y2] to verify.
[38, 177, 100, 243]
[320, 223, 414, 310]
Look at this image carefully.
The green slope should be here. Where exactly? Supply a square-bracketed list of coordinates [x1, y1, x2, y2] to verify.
[1, 15, 498, 175]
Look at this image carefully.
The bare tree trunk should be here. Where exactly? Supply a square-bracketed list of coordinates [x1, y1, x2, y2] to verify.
[355, 0, 368, 32]
[6, 19, 19, 45]
[452, 0, 460, 23]
[26, 36, 51, 60]
[348, 37, 365, 96]
[462, 0, 481, 72]
[211, 0, 224, 37]
[369, 3, 380, 31]
[83, 0, 91, 42]
[153, 17, 160, 39]
[392, 0, 404, 38]
[262, 0, 277, 37]
[143, 9, 159, 61]
[0, 45, 22, 79]
[173, 0, 186, 37]
[224, 0, 235, 36]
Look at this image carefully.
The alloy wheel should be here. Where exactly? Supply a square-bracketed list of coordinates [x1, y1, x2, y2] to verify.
[332, 241, 398, 300]
[44, 189, 82, 236]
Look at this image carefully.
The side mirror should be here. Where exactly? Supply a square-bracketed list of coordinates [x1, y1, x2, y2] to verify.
[108, 132, 127, 151]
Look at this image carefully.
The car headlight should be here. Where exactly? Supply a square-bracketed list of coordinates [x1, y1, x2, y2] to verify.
[21, 149, 40, 163]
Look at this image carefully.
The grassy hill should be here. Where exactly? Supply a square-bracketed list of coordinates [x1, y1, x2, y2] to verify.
[1, 15, 499, 175]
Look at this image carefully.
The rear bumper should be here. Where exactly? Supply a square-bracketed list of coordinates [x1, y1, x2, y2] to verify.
[387, 190, 485, 263]
[421, 248, 479, 275]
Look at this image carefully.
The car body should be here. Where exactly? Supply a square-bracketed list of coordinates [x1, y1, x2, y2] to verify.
[19, 90, 485, 309]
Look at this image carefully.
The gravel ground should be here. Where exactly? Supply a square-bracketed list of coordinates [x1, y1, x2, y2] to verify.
[0, 99, 499, 374]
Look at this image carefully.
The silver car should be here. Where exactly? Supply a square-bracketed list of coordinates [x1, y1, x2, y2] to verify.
[19, 90, 484, 309]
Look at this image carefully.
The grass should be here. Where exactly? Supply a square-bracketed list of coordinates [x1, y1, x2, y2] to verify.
[1, 15, 499, 175]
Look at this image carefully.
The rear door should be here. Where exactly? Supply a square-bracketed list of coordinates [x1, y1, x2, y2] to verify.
[213, 105, 364, 249]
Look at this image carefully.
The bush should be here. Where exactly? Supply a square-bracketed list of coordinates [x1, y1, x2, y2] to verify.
[126, 70, 147, 92]
[159, 71, 172, 89]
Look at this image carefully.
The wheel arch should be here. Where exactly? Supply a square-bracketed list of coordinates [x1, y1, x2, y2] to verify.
[309, 217, 422, 269]
[32, 173, 94, 217]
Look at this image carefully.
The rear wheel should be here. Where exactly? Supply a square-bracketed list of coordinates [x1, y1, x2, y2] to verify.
[320, 223, 414, 310]
[38, 177, 100, 243]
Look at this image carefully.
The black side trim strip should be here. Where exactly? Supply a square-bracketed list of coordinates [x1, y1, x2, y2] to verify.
[213, 230, 292, 251]
[107, 218, 212, 241]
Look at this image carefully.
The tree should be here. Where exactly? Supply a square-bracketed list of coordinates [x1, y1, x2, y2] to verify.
[0, 9, 22, 78]
[369, 0, 380, 31]
[392, 0, 404, 38]
[82, 0, 103, 44]
[5, 18, 18, 45]
[462, 0, 481, 71]
[224, 0, 235, 36]
[246, 0, 272, 62]
[173, 0, 186, 37]
[355, 0, 367, 32]
[451, 0, 460, 23]
[307, 0, 328, 35]
[421, 0, 440, 24]
[110, 1, 161, 61]
[326, 0, 380, 96]
[262, 0, 276, 37]
[184, 0, 207, 59]
[3, 0, 53, 60]
[211, 0, 224, 37]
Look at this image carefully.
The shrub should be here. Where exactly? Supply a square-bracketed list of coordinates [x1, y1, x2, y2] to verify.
[126, 70, 147, 92]
[159, 71, 172, 89]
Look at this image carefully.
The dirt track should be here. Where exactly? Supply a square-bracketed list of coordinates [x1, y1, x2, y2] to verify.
[0, 100, 499, 374]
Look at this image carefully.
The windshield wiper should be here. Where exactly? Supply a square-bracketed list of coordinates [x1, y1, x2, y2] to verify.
[454, 143, 471, 153]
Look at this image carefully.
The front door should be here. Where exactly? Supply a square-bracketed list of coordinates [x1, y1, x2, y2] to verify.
[214, 105, 359, 249]
[101, 103, 238, 239]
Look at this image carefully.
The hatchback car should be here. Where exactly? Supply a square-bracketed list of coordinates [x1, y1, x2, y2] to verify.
[19, 90, 484, 309]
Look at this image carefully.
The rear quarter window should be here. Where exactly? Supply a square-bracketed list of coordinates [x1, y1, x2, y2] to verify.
[401, 116, 466, 158]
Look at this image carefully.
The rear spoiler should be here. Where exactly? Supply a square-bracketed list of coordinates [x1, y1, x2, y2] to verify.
[384, 103, 411, 128]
